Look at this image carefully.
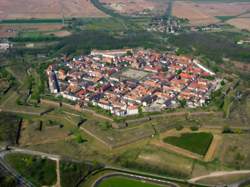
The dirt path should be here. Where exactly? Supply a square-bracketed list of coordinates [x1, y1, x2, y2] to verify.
[55, 159, 61, 187]
[204, 134, 221, 162]
[189, 170, 250, 183]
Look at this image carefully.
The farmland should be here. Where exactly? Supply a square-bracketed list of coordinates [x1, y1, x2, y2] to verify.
[172, 1, 219, 25]
[172, 0, 250, 30]
[0, 0, 107, 20]
[99, 0, 169, 17]
[227, 18, 250, 31]
[0, 0, 250, 186]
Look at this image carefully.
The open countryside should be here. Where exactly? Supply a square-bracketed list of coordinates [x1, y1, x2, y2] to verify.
[0, 0, 250, 187]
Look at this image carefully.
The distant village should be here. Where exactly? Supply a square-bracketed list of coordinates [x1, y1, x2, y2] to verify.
[47, 49, 219, 116]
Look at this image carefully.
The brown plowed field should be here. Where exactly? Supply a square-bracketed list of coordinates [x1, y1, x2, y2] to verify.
[100, 0, 169, 16]
[227, 18, 250, 31]
[0, 0, 107, 20]
[196, 2, 250, 17]
[0, 24, 64, 38]
[173, 1, 250, 26]
[172, 1, 219, 26]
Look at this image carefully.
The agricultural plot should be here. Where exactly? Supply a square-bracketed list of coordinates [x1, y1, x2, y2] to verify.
[0, 0, 107, 20]
[172, 1, 250, 27]
[195, 2, 250, 17]
[163, 132, 213, 156]
[227, 18, 250, 31]
[172, 1, 219, 26]
[99, 0, 169, 16]
[0, 23, 66, 38]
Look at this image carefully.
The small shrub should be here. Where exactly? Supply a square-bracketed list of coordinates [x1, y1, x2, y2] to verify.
[222, 126, 233, 133]
[75, 134, 86, 144]
[176, 125, 184, 131]
[190, 126, 199, 131]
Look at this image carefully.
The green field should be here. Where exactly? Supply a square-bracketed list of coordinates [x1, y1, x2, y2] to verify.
[163, 132, 213, 155]
[5, 153, 57, 186]
[0, 18, 63, 24]
[97, 176, 165, 187]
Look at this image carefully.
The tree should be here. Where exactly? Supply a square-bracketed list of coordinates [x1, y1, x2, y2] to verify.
[75, 134, 86, 143]
[179, 99, 187, 108]
[222, 125, 233, 133]
[190, 126, 199, 131]
[176, 125, 184, 131]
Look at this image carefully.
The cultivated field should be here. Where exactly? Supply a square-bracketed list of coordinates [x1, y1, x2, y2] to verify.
[227, 18, 250, 31]
[99, 0, 169, 16]
[196, 2, 250, 17]
[0, 24, 64, 38]
[172, 1, 250, 27]
[172, 1, 219, 26]
[0, 0, 107, 20]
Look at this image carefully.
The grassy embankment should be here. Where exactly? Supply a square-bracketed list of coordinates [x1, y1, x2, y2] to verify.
[163, 132, 214, 155]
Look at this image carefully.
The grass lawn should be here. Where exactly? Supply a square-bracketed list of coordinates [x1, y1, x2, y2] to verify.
[5, 153, 57, 186]
[97, 176, 165, 187]
[163, 132, 213, 155]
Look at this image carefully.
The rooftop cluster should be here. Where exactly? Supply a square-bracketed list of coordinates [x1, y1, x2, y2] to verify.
[47, 49, 218, 116]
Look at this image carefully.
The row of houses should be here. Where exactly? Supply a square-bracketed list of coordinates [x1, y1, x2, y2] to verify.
[47, 49, 218, 116]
